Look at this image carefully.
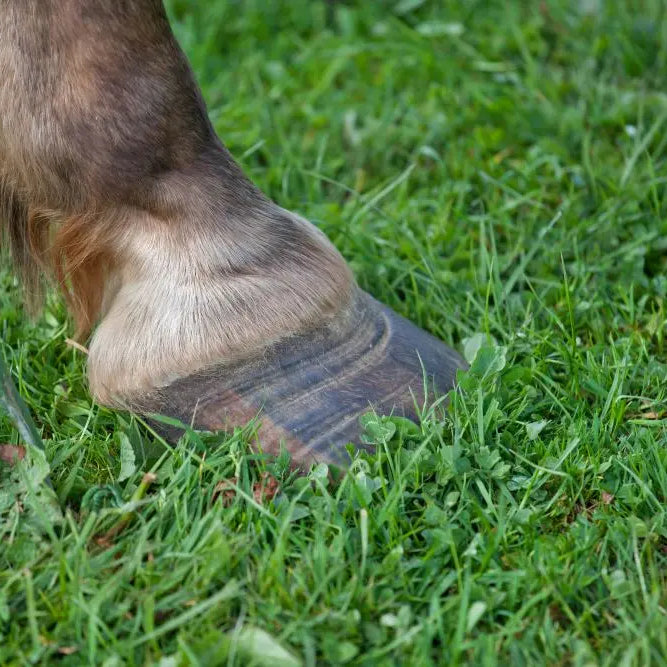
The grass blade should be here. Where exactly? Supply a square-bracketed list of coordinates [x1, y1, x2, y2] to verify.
[0, 354, 45, 452]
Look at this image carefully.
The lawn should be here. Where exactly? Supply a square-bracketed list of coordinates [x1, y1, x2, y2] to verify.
[2, 0, 667, 664]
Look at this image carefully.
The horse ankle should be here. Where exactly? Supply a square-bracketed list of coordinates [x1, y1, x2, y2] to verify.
[87, 163, 354, 404]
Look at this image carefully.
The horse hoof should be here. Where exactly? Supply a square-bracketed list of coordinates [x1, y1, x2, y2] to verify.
[141, 289, 467, 467]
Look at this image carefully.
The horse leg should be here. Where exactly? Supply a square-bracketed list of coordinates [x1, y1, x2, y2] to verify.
[0, 1, 465, 466]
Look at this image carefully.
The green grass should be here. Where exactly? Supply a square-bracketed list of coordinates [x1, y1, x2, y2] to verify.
[3, 0, 667, 663]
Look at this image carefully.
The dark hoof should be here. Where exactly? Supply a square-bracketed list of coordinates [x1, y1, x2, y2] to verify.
[143, 290, 466, 466]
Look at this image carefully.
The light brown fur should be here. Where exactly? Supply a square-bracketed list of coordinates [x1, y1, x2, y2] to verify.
[0, 0, 353, 404]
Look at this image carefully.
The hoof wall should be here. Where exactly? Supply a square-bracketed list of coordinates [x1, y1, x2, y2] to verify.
[143, 290, 466, 466]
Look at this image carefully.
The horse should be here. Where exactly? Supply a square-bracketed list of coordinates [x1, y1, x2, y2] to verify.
[0, 1, 464, 465]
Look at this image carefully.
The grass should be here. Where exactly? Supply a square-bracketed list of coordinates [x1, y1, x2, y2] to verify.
[2, 0, 667, 663]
